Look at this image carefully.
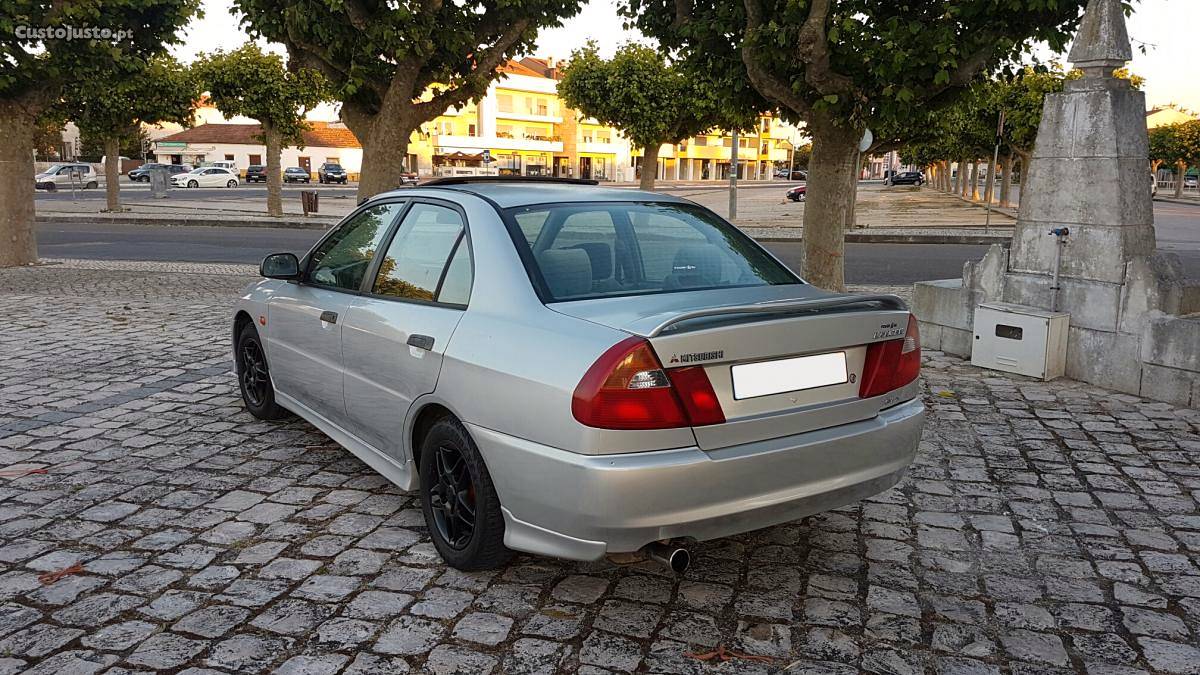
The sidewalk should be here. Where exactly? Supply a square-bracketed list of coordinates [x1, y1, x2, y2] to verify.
[0, 259, 1197, 674]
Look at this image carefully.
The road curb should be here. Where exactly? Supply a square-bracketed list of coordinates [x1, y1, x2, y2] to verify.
[1154, 196, 1200, 206]
[37, 214, 336, 230]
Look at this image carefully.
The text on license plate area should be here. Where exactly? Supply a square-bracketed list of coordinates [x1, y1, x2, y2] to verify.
[730, 351, 848, 400]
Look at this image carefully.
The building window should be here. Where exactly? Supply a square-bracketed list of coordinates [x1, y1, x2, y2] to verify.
[326, 156, 340, 164]
[468, 123, 477, 137]
[497, 94, 513, 113]
[722, 137, 732, 147]
[694, 136, 707, 147]
[249, 154, 262, 165]
[225, 154, 235, 161]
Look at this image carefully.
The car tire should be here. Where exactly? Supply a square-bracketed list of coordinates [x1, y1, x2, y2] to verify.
[227, 179, 237, 188]
[235, 324, 290, 421]
[419, 417, 512, 571]
[85, 181, 98, 189]
[188, 180, 198, 188]
[44, 183, 57, 192]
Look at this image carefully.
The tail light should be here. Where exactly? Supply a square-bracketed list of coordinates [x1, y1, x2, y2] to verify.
[859, 314, 921, 399]
[572, 336, 725, 430]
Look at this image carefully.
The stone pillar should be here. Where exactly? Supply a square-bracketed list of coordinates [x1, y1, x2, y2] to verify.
[913, 0, 1200, 405]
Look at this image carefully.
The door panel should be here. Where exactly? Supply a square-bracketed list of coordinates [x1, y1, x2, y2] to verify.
[342, 300, 466, 454]
[341, 201, 473, 457]
[266, 286, 355, 424]
[266, 201, 407, 426]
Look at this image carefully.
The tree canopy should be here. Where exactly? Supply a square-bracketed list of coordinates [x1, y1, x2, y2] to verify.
[1, 0, 200, 267]
[621, 0, 1092, 290]
[234, 0, 586, 197]
[59, 55, 199, 211]
[558, 42, 727, 189]
[195, 44, 328, 217]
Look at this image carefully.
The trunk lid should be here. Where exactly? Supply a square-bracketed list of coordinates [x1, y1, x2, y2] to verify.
[551, 285, 913, 450]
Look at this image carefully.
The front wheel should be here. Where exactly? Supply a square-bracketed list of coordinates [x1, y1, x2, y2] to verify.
[236, 325, 290, 420]
[85, 181, 98, 189]
[188, 180, 198, 188]
[227, 179, 237, 188]
[419, 418, 511, 570]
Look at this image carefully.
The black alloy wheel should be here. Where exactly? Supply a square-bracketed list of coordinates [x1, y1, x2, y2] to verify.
[419, 417, 511, 570]
[235, 325, 289, 420]
[428, 443, 475, 549]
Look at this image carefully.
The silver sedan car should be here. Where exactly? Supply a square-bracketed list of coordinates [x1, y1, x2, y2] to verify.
[232, 178, 924, 571]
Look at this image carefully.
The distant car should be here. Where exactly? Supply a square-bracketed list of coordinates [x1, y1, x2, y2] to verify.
[172, 167, 240, 188]
[207, 161, 238, 171]
[318, 163, 348, 184]
[284, 167, 312, 184]
[128, 163, 191, 182]
[1186, 176, 1198, 189]
[886, 171, 925, 186]
[786, 185, 807, 202]
[400, 172, 419, 186]
[245, 165, 267, 183]
[774, 169, 806, 180]
[34, 163, 98, 191]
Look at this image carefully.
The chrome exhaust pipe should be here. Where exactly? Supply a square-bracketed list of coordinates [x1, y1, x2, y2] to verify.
[643, 542, 690, 573]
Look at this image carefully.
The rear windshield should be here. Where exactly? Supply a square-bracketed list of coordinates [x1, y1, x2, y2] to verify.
[505, 201, 800, 302]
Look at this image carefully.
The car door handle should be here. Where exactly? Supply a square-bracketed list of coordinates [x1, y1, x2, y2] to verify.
[320, 310, 338, 324]
[407, 334, 435, 351]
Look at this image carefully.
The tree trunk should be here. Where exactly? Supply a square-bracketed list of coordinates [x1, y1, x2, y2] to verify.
[1176, 161, 1186, 198]
[346, 100, 416, 200]
[999, 155, 1013, 208]
[0, 107, 38, 267]
[959, 157, 970, 197]
[983, 159, 996, 205]
[802, 113, 861, 292]
[942, 161, 952, 191]
[264, 124, 283, 217]
[103, 136, 122, 212]
[640, 143, 661, 191]
[969, 161, 980, 201]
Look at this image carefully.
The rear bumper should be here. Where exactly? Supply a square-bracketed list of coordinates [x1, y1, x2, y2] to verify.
[469, 397, 924, 561]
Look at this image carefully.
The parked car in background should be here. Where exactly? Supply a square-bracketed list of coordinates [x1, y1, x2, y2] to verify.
[400, 172, 419, 186]
[786, 184, 807, 202]
[1186, 176, 1198, 189]
[172, 167, 240, 188]
[245, 165, 268, 183]
[207, 161, 238, 171]
[34, 163, 99, 191]
[885, 171, 925, 186]
[233, 177, 924, 570]
[318, 163, 348, 184]
[774, 169, 806, 180]
[284, 167, 312, 184]
[128, 163, 192, 182]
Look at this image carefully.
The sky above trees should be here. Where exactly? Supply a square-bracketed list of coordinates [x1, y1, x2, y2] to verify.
[175, 0, 1198, 114]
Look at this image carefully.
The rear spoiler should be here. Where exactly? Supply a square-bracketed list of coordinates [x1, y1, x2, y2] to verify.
[647, 294, 908, 337]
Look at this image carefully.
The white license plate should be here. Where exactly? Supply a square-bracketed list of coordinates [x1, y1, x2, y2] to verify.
[731, 351, 848, 400]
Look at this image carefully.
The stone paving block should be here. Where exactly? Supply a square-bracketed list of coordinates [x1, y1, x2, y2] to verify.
[2, 265, 1200, 673]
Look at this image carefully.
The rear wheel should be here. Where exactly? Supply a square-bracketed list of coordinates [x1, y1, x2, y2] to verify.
[85, 181, 98, 189]
[236, 325, 289, 420]
[227, 179, 237, 188]
[419, 417, 511, 570]
[188, 180, 198, 188]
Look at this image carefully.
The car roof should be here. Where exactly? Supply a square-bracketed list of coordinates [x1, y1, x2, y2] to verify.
[374, 180, 687, 209]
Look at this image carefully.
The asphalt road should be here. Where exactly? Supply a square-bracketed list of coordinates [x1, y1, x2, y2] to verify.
[36, 221, 1196, 285]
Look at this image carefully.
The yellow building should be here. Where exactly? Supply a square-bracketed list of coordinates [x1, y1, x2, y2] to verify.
[1146, 104, 1197, 129]
[409, 58, 796, 182]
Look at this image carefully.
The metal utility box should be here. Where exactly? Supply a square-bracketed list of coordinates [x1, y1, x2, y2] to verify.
[971, 302, 1069, 380]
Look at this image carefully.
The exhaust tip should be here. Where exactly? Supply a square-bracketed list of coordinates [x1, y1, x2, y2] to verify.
[643, 542, 691, 573]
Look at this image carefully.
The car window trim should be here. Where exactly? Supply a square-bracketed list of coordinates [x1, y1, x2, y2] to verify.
[356, 196, 474, 310]
[300, 198, 410, 295]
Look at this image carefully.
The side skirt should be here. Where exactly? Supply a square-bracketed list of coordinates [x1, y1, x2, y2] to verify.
[275, 391, 417, 491]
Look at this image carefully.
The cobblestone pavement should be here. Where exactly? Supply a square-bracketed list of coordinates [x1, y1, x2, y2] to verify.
[1, 262, 1199, 675]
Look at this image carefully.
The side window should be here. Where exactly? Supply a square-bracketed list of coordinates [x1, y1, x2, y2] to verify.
[436, 239, 473, 306]
[372, 203, 465, 302]
[308, 203, 405, 291]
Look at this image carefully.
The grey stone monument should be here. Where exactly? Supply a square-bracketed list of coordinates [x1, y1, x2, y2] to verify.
[913, 0, 1200, 406]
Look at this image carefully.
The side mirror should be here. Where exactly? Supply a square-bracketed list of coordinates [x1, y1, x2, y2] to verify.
[260, 252, 301, 280]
